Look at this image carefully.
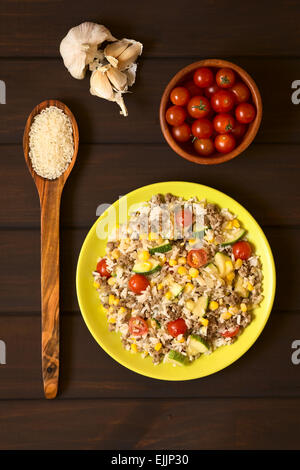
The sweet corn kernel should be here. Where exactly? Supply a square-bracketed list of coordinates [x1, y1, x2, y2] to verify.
[247, 282, 254, 291]
[226, 272, 235, 283]
[169, 258, 177, 267]
[221, 311, 232, 320]
[184, 282, 194, 294]
[108, 294, 115, 305]
[201, 318, 209, 326]
[178, 266, 188, 276]
[157, 283, 163, 291]
[108, 317, 116, 323]
[186, 275, 192, 281]
[189, 268, 199, 278]
[154, 342, 162, 351]
[118, 307, 126, 314]
[226, 260, 234, 271]
[225, 220, 233, 230]
[235, 258, 243, 269]
[111, 249, 120, 259]
[209, 301, 219, 311]
[178, 257, 187, 265]
[160, 255, 166, 264]
[107, 277, 116, 286]
[149, 232, 158, 241]
[207, 237, 214, 244]
[178, 338, 185, 343]
[185, 300, 195, 311]
[240, 303, 248, 313]
[228, 305, 239, 315]
[131, 343, 137, 353]
[165, 291, 173, 300]
[233, 219, 240, 228]
[142, 351, 149, 357]
[113, 298, 120, 306]
[188, 239, 196, 245]
[139, 250, 150, 261]
[93, 281, 100, 289]
[150, 319, 157, 328]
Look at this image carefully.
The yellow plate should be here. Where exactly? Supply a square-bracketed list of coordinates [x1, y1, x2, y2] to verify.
[76, 182, 276, 380]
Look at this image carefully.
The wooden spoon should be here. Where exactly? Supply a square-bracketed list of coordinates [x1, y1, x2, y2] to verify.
[23, 100, 79, 399]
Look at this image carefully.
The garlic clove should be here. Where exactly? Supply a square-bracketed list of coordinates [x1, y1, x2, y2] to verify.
[105, 55, 119, 68]
[104, 40, 129, 59]
[90, 69, 115, 101]
[125, 63, 138, 87]
[115, 92, 128, 117]
[106, 67, 128, 92]
[60, 21, 116, 79]
[116, 40, 143, 71]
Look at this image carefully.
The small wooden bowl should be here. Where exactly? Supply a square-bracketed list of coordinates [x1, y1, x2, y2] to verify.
[159, 59, 262, 165]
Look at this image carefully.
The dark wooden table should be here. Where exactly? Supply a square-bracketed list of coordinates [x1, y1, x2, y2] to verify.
[0, 0, 299, 450]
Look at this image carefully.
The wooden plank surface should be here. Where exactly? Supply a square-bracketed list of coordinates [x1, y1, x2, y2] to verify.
[0, 58, 299, 145]
[0, 313, 298, 400]
[1, 0, 299, 59]
[0, 397, 299, 450]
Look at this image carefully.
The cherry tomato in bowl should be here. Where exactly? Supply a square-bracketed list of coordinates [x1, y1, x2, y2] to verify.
[215, 134, 236, 153]
[167, 318, 187, 337]
[231, 122, 247, 139]
[187, 249, 208, 268]
[96, 259, 111, 278]
[128, 274, 150, 294]
[204, 82, 220, 99]
[211, 90, 235, 113]
[191, 118, 213, 139]
[216, 68, 236, 88]
[235, 103, 256, 124]
[187, 96, 211, 118]
[193, 67, 214, 88]
[172, 123, 191, 142]
[170, 86, 190, 106]
[230, 81, 250, 104]
[183, 80, 202, 97]
[129, 316, 148, 336]
[193, 138, 215, 156]
[213, 113, 235, 134]
[165, 105, 187, 126]
[232, 241, 252, 260]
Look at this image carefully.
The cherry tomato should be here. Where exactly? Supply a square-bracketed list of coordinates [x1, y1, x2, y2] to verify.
[129, 316, 148, 336]
[175, 208, 193, 228]
[232, 241, 252, 260]
[216, 68, 236, 88]
[187, 249, 208, 268]
[194, 138, 215, 156]
[166, 105, 187, 126]
[221, 326, 240, 338]
[187, 96, 211, 119]
[167, 318, 187, 337]
[96, 259, 111, 278]
[191, 118, 213, 139]
[183, 79, 203, 97]
[213, 113, 235, 134]
[231, 122, 247, 140]
[211, 90, 235, 113]
[193, 67, 214, 88]
[215, 134, 236, 154]
[204, 82, 220, 99]
[235, 103, 256, 124]
[128, 274, 150, 294]
[172, 123, 191, 142]
[170, 86, 190, 106]
[230, 81, 250, 104]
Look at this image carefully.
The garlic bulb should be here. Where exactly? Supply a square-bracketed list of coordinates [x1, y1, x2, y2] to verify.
[60, 22, 143, 116]
[60, 22, 116, 79]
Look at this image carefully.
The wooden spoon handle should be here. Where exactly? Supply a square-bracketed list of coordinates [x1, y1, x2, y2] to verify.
[40, 183, 61, 399]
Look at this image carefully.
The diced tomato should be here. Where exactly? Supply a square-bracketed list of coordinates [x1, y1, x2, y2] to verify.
[167, 318, 187, 337]
[96, 259, 111, 278]
[128, 274, 150, 294]
[187, 249, 208, 268]
[175, 208, 193, 228]
[129, 316, 148, 336]
[221, 326, 240, 338]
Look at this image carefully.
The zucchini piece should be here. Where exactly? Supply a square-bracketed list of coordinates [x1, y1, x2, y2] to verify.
[221, 228, 246, 246]
[149, 242, 172, 255]
[204, 263, 219, 275]
[169, 282, 184, 298]
[192, 295, 209, 318]
[132, 258, 162, 275]
[214, 252, 233, 278]
[234, 275, 249, 298]
[167, 350, 188, 365]
[187, 335, 210, 356]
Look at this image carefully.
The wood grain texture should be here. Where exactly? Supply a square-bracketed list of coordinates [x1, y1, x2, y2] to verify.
[0, 313, 299, 400]
[0, 57, 299, 145]
[1, 143, 300, 228]
[23, 100, 79, 398]
[0, 397, 300, 450]
[0, 0, 299, 58]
